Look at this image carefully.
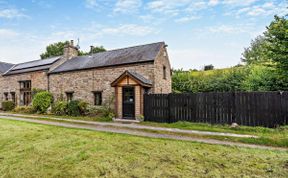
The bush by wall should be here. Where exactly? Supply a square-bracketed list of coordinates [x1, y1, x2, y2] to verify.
[32, 88, 45, 99]
[32, 91, 53, 113]
[2, 101, 15, 111]
[51, 101, 68, 116]
[13, 106, 35, 114]
[67, 100, 81, 116]
[78, 100, 89, 115]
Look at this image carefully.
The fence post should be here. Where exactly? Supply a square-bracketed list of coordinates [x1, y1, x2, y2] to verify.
[232, 92, 236, 123]
[168, 94, 172, 123]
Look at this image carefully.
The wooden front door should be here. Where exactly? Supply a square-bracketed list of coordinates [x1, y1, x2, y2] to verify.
[122, 86, 135, 119]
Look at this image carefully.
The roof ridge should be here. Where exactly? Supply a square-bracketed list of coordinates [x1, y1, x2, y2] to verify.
[88, 41, 165, 57]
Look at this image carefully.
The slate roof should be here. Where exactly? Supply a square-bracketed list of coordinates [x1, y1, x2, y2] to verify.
[4, 56, 60, 75]
[128, 70, 152, 86]
[111, 70, 152, 87]
[0, 62, 14, 74]
[50, 42, 164, 74]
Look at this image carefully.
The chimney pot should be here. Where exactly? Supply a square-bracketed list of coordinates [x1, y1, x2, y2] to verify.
[90, 46, 94, 54]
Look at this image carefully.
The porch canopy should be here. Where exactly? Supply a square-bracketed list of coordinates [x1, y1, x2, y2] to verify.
[111, 70, 152, 87]
[111, 70, 152, 119]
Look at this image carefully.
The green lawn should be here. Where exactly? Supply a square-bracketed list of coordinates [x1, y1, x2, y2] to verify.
[141, 121, 288, 148]
[0, 119, 287, 178]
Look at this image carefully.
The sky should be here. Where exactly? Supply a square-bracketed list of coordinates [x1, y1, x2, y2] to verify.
[0, 0, 287, 70]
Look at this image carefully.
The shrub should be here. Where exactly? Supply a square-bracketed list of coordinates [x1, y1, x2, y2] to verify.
[32, 88, 45, 99]
[67, 100, 81, 116]
[13, 106, 35, 114]
[86, 97, 115, 119]
[32, 91, 53, 113]
[2, 101, 15, 111]
[78, 100, 89, 115]
[52, 101, 68, 116]
[86, 105, 114, 121]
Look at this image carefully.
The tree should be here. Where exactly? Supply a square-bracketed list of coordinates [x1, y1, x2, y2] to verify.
[264, 15, 288, 89]
[78, 46, 106, 56]
[241, 35, 268, 65]
[41, 41, 106, 59]
[40, 41, 69, 59]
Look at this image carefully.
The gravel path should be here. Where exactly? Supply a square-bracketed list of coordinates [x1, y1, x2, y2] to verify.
[0, 115, 286, 151]
[0, 113, 257, 138]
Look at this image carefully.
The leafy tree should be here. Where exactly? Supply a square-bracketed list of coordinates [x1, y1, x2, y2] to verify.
[79, 46, 106, 56]
[242, 65, 277, 91]
[241, 35, 268, 65]
[264, 15, 288, 89]
[41, 41, 106, 59]
[40, 41, 69, 59]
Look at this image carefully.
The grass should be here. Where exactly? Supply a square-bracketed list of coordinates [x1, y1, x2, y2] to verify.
[0, 119, 288, 178]
[6, 111, 113, 122]
[2, 111, 288, 147]
[141, 121, 288, 148]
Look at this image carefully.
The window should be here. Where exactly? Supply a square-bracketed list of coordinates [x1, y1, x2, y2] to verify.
[93, 91, 102, 106]
[66, 92, 74, 102]
[10, 92, 16, 104]
[19, 81, 32, 106]
[4, 93, 8, 101]
[163, 66, 167, 79]
[20, 81, 31, 90]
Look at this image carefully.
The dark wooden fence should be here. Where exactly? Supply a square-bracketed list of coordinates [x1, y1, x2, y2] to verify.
[144, 92, 288, 127]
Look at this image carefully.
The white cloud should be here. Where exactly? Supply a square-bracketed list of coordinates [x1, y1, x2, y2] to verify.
[101, 24, 158, 36]
[85, 0, 99, 9]
[222, 0, 258, 7]
[0, 8, 28, 19]
[235, 1, 288, 17]
[208, 0, 219, 6]
[114, 0, 142, 14]
[175, 16, 201, 23]
[208, 24, 253, 34]
[0, 29, 19, 38]
[147, 0, 191, 16]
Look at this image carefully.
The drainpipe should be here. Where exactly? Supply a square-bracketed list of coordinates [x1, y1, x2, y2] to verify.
[47, 74, 50, 92]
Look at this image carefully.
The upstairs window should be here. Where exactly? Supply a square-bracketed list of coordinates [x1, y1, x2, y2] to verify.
[20, 81, 31, 90]
[4, 93, 8, 101]
[93, 91, 102, 106]
[163, 66, 167, 79]
[66, 92, 74, 102]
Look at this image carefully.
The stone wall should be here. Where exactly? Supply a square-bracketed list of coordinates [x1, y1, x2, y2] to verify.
[0, 71, 48, 107]
[0, 45, 172, 116]
[153, 46, 172, 93]
[48, 63, 155, 107]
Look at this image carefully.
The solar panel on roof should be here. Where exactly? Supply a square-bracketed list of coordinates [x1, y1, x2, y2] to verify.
[11, 56, 60, 71]
[0, 62, 14, 73]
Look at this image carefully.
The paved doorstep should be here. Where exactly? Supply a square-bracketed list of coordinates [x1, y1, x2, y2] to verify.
[0, 115, 287, 151]
[0, 112, 257, 138]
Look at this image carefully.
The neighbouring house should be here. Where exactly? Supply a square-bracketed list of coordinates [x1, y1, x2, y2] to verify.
[0, 41, 172, 119]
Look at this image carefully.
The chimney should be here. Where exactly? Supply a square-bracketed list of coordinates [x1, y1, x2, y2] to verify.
[90, 45, 94, 54]
[63, 40, 79, 59]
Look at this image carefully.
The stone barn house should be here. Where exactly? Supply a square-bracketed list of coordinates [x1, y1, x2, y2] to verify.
[0, 41, 172, 119]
